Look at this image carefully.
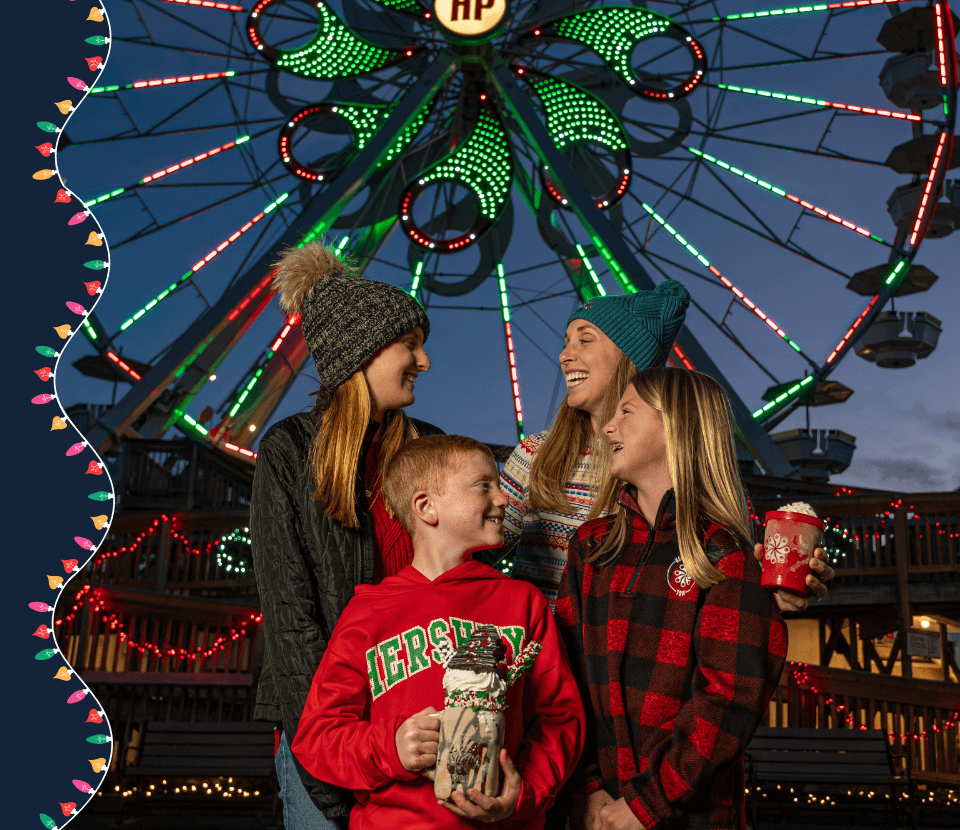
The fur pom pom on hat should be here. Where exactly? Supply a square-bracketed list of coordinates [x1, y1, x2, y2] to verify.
[567, 279, 691, 371]
[273, 243, 429, 392]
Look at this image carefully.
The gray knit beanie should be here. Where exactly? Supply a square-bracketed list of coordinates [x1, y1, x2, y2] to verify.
[273, 243, 429, 392]
[567, 279, 691, 370]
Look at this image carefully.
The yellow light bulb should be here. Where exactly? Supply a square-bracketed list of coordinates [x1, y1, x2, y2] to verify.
[55, 100, 73, 115]
[52, 417, 67, 431]
[54, 324, 72, 339]
[87, 7, 104, 22]
[90, 759, 107, 773]
[91, 515, 109, 530]
[48, 575, 64, 590]
[33, 170, 55, 180]
[85, 232, 103, 246]
[54, 666, 72, 681]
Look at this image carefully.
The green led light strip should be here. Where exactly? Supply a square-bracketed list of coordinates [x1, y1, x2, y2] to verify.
[641, 203, 808, 358]
[119, 191, 289, 332]
[752, 375, 815, 418]
[574, 245, 607, 297]
[83, 136, 250, 206]
[368, 0, 424, 14]
[588, 237, 636, 295]
[229, 368, 264, 417]
[329, 102, 430, 169]
[688, 147, 886, 243]
[717, 83, 921, 122]
[497, 264, 525, 440]
[417, 109, 512, 221]
[408, 261, 424, 297]
[273, 2, 409, 81]
[526, 73, 628, 156]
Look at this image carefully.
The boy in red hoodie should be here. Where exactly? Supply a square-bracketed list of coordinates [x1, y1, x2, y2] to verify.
[292, 435, 585, 829]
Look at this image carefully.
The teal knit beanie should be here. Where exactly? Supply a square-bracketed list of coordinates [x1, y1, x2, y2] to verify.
[567, 279, 691, 370]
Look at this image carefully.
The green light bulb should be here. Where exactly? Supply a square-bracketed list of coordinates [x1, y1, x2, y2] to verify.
[37, 122, 59, 133]
[40, 815, 57, 830]
[88, 491, 112, 501]
[83, 260, 107, 270]
[35, 648, 57, 660]
[86, 734, 110, 744]
[36, 346, 57, 357]
[85, 36, 107, 45]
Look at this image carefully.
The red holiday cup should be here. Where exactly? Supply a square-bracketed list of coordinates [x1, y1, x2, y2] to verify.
[762, 510, 825, 597]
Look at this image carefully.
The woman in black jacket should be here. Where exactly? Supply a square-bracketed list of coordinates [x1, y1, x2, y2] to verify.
[251, 243, 442, 829]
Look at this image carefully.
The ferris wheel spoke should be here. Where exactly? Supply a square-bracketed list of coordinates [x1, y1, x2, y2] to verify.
[713, 81, 923, 122]
[709, 49, 888, 73]
[114, 36, 239, 60]
[135, 0, 245, 52]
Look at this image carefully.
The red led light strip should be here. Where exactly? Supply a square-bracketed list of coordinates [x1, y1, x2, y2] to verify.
[672, 343, 695, 370]
[224, 441, 257, 459]
[226, 274, 274, 322]
[504, 322, 524, 426]
[826, 0, 903, 7]
[909, 131, 949, 246]
[193, 212, 269, 273]
[106, 350, 142, 381]
[784, 193, 874, 237]
[827, 294, 878, 363]
[132, 71, 233, 89]
[269, 314, 300, 352]
[157, 0, 244, 10]
[707, 266, 789, 338]
[936, 2, 950, 86]
[142, 138, 243, 183]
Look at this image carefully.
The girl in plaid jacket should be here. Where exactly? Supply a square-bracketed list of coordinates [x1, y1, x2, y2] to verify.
[555, 368, 788, 830]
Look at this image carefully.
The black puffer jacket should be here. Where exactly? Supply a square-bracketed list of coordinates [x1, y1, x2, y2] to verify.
[251, 406, 443, 818]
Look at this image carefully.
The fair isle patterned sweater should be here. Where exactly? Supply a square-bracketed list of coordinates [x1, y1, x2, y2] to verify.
[501, 429, 605, 609]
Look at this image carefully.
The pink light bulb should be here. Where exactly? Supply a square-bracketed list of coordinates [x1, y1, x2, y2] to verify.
[67, 77, 88, 91]
[74, 537, 96, 551]
[68, 212, 88, 226]
[29, 602, 53, 612]
[67, 689, 88, 704]
[66, 301, 87, 315]
[73, 780, 94, 794]
[66, 442, 86, 456]
[31, 394, 55, 404]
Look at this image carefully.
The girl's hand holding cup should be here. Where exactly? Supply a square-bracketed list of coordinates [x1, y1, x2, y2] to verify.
[758, 503, 830, 609]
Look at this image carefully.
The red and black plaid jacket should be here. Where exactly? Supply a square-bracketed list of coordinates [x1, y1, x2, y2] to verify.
[555, 488, 787, 830]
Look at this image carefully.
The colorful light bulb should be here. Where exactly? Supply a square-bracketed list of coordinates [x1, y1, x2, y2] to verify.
[68, 212, 89, 226]
[62, 559, 79, 572]
[55, 189, 71, 203]
[33, 625, 51, 638]
[52, 417, 67, 430]
[55, 100, 73, 114]
[60, 804, 76, 817]
[35, 648, 58, 660]
[86, 710, 103, 724]
[89, 758, 107, 773]
[85, 57, 103, 71]
[36, 345, 58, 357]
[33, 170, 55, 180]
[85, 36, 108, 45]
[85, 461, 103, 475]
[35, 143, 54, 157]
[47, 575, 64, 590]
[73, 779, 94, 793]
[68, 689, 89, 704]
[84, 260, 107, 270]
[54, 324, 72, 338]
[75, 537, 96, 551]
[87, 8, 105, 22]
[37, 122, 59, 133]
[88, 491, 111, 501]
[29, 601, 53, 612]
[32, 394, 55, 404]
[67, 77, 88, 91]
[85, 232, 103, 247]
[91, 516, 108, 530]
[40, 814, 57, 830]
[67, 301, 87, 315]
[86, 734, 110, 744]
[67, 442, 86, 456]
[84, 281, 102, 294]
[55, 667, 73, 681]
[35, 368, 52, 381]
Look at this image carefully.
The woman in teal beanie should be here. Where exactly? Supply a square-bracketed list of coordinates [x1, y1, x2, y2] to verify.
[499, 278, 833, 611]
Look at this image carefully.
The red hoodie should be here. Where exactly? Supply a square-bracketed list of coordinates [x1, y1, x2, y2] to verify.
[292, 559, 585, 829]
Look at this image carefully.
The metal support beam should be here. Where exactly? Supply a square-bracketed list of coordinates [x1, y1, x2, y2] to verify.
[87, 51, 458, 455]
[489, 62, 796, 477]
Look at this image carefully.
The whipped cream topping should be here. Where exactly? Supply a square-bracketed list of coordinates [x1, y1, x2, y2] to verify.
[442, 668, 507, 699]
[778, 501, 817, 517]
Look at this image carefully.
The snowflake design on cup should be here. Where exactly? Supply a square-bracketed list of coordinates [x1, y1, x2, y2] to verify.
[764, 533, 790, 565]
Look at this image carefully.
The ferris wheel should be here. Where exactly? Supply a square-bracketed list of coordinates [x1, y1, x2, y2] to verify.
[59, 0, 957, 479]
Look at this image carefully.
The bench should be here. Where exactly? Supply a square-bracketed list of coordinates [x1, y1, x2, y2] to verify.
[120, 721, 278, 822]
[744, 726, 913, 829]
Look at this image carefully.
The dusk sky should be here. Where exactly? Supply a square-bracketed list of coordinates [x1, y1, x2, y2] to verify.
[55, 0, 959, 493]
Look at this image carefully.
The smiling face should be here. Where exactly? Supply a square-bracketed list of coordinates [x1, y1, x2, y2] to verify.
[431, 451, 508, 557]
[362, 326, 430, 421]
[559, 320, 623, 425]
[604, 383, 670, 488]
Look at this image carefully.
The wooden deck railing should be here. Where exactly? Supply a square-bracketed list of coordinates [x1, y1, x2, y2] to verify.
[752, 492, 960, 586]
[79, 510, 256, 595]
[767, 663, 960, 786]
[56, 586, 260, 676]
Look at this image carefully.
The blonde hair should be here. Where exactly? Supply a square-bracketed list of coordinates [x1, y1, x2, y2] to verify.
[529, 351, 637, 514]
[586, 368, 752, 589]
[382, 435, 495, 535]
[309, 371, 419, 528]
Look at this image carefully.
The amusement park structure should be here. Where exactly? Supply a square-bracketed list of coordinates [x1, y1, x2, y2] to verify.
[44, 0, 959, 819]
